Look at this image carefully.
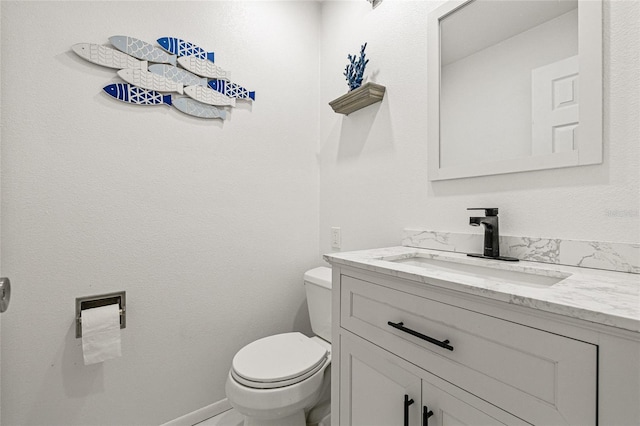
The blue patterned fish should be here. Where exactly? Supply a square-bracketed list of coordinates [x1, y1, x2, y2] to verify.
[173, 97, 226, 120]
[208, 79, 255, 101]
[148, 64, 207, 86]
[157, 37, 214, 62]
[103, 83, 172, 106]
[109, 35, 176, 66]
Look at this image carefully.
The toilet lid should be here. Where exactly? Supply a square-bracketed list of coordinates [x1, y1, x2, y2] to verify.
[232, 332, 328, 387]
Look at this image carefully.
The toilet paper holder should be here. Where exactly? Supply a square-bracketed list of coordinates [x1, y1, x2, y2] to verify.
[75, 291, 126, 338]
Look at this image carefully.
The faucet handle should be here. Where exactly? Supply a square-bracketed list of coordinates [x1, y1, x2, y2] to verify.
[467, 208, 499, 216]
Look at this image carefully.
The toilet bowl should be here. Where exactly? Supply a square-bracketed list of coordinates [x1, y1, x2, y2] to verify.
[225, 334, 330, 426]
[225, 267, 332, 426]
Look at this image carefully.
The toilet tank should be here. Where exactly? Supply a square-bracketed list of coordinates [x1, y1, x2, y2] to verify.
[304, 267, 332, 343]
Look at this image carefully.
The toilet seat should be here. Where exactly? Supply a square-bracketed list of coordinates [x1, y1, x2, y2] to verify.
[231, 332, 328, 389]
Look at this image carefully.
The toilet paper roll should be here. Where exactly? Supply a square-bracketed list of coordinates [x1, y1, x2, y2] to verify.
[82, 304, 122, 365]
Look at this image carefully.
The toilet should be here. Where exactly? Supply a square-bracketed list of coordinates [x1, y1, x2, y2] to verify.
[225, 267, 333, 426]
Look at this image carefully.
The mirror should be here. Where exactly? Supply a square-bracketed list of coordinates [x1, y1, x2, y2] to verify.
[427, 0, 602, 181]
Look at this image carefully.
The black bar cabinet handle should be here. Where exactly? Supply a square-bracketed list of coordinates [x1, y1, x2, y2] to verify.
[404, 394, 414, 426]
[388, 321, 454, 351]
[423, 406, 434, 426]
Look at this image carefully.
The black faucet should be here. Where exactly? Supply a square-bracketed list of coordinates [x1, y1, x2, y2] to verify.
[467, 208, 518, 262]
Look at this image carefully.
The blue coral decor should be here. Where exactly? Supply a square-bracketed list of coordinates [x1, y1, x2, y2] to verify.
[344, 42, 369, 91]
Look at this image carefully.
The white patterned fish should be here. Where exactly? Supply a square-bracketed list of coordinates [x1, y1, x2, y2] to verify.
[117, 68, 184, 94]
[177, 56, 229, 79]
[109, 35, 176, 66]
[184, 85, 235, 107]
[173, 97, 226, 120]
[148, 64, 207, 86]
[72, 43, 147, 70]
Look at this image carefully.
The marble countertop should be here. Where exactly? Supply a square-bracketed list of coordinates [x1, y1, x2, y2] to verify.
[324, 246, 640, 334]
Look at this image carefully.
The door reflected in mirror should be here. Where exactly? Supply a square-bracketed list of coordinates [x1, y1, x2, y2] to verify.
[427, 0, 602, 181]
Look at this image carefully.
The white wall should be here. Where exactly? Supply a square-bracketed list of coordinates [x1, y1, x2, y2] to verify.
[319, 0, 639, 255]
[0, 1, 320, 424]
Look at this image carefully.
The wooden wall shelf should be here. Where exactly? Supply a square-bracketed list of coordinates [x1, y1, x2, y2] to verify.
[329, 82, 386, 115]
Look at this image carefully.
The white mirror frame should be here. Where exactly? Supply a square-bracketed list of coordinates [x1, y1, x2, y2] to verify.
[427, 0, 603, 181]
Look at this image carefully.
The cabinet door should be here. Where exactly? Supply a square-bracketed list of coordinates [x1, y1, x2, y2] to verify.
[421, 378, 530, 426]
[339, 333, 421, 426]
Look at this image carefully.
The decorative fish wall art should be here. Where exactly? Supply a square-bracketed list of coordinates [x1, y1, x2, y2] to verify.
[73, 35, 256, 121]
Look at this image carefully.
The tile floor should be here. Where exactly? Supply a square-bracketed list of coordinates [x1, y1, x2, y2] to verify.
[195, 409, 244, 426]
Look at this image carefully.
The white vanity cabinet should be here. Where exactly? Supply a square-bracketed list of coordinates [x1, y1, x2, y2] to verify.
[329, 265, 640, 426]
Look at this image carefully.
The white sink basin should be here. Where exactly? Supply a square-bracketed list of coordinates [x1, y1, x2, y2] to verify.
[388, 255, 569, 288]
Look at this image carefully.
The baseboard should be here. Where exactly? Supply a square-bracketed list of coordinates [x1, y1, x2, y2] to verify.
[162, 398, 232, 426]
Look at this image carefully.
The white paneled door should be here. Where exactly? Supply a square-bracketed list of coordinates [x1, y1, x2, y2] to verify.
[532, 55, 580, 156]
